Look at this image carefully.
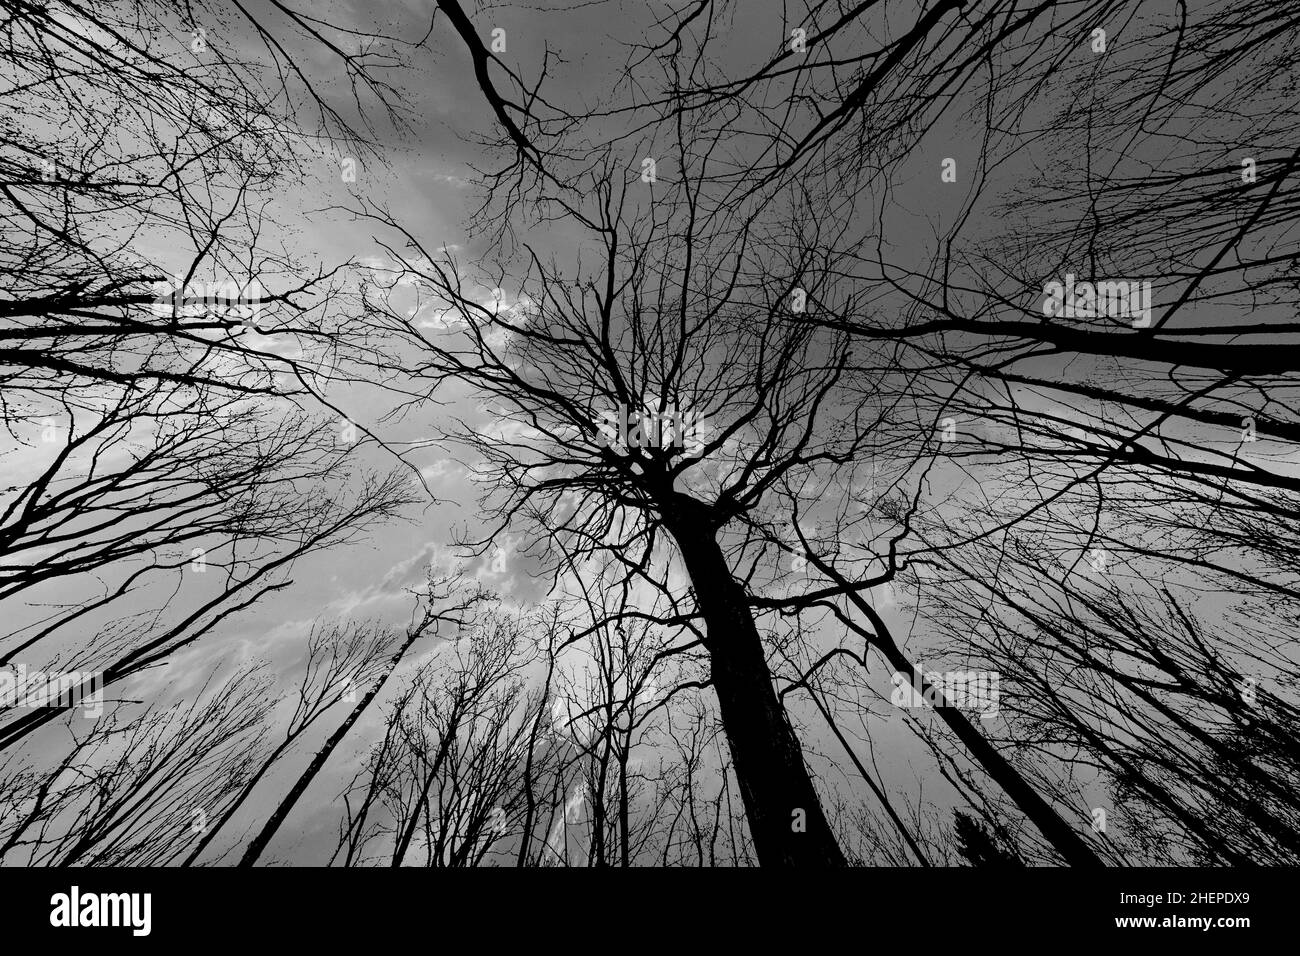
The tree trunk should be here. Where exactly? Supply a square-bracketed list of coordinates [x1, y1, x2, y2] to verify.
[239, 626, 422, 867]
[665, 511, 846, 866]
[875, 639, 1104, 868]
[806, 551, 1107, 867]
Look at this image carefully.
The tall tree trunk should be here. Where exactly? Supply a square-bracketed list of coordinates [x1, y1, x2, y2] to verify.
[515, 662, 555, 867]
[874, 638, 1103, 868]
[390, 699, 459, 867]
[618, 732, 632, 867]
[815, 564, 1105, 868]
[239, 626, 423, 867]
[664, 511, 846, 866]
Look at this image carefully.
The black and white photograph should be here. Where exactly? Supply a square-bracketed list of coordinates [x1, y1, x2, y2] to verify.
[0, 0, 1293, 937]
